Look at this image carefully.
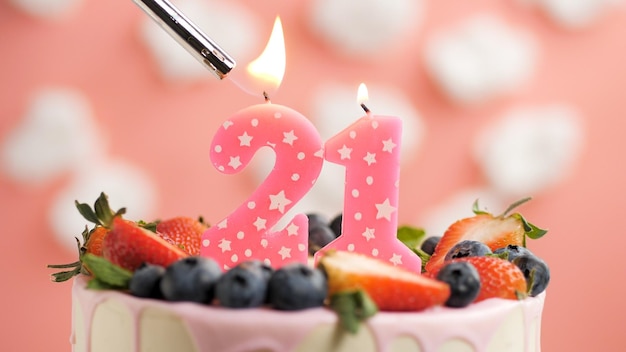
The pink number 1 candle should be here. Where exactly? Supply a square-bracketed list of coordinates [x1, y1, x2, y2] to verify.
[316, 84, 421, 272]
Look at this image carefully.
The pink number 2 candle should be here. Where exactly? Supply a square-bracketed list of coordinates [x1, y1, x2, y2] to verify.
[317, 84, 421, 272]
[201, 103, 323, 270]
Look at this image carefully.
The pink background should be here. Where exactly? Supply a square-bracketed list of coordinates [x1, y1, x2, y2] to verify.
[1, 0, 625, 351]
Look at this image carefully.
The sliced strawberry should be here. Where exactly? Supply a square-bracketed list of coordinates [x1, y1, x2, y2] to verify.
[156, 216, 207, 255]
[48, 193, 125, 282]
[425, 198, 547, 273]
[434, 256, 528, 302]
[103, 217, 189, 272]
[319, 251, 450, 311]
[85, 226, 108, 257]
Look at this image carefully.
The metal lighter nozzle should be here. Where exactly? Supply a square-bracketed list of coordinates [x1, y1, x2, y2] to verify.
[132, 0, 236, 79]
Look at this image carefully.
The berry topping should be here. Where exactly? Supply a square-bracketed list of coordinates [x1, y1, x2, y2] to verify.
[511, 254, 550, 297]
[420, 236, 441, 256]
[436, 261, 481, 308]
[441, 256, 528, 302]
[308, 224, 337, 255]
[215, 260, 272, 308]
[156, 216, 208, 256]
[426, 198, 547, 273]
[329, 213, 343, 237]
[319, 250, 450, 311]
[160, 256, 222, 304]
[48, 193, 126, 282]
[493, 244, 533, 262]
[267, 263, 328, 311]
[329, 289, 378, 334]
[444, 240, 492, 261]
[103, 217, 189, 272]
[306, 213, 329, 229]
[129, 263, 165, 299]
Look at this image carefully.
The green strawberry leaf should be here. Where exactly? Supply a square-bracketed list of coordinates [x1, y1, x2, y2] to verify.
[49, 267, 82, 282]
[488, 251, 510, 261]
[75, 201, 100, 225]
[82, 254, 132, 289]
[330, 289, 378, 334]
[86, 277, 124, 290]
[397, 226, 426, 250]
[501, 197, 532, 217]
[397, 226, 432, 272]
[516, 215, 548, 240]
[137, 220, 159, 233]
[94, 192, 114, 227]
[412, 247, 431, 273]
[472, 199, 490, 215]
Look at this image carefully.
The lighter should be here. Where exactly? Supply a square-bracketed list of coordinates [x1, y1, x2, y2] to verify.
[132, 0, 236, 79]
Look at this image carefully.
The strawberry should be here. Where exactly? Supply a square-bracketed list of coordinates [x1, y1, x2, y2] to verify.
[103, 217, 189, 272]
[48, 193, 126, 282]
[85, 226, 108, 257]
[425, 198, 547, 273]
[435, 256, 528, 302]
[155, 216, 207, 255]
[319, 251, 450, 311]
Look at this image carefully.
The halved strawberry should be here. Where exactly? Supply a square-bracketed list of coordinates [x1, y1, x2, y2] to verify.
[103, 217, 189, 272]
[85, 226, 108, 257]
[48, 193, 126, 282]
[434, 256, 528, 302]
[155, 216, 208, 255]
[319, 251, 450, 311]
[425, 198, 546, 273]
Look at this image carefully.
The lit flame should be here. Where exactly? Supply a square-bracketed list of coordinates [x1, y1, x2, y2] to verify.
[246, 17, 286, 93]
[357, 83, 369, 105]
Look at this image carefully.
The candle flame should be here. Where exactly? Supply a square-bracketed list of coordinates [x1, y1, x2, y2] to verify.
[357, 83, 369, 105]
[247, 17, 286, 93]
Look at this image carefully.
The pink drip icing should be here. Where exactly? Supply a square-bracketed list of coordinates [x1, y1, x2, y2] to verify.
[523, 292, 546, 352]
[366, 295, 545, 352]
[72, 275, 545, 352]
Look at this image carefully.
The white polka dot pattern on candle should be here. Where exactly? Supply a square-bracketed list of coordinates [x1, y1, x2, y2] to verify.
[316, 114, 422, 271]
[201, 104, 324, 270]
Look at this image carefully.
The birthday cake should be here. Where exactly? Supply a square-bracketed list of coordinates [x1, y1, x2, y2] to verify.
[51, 194, 549, 352]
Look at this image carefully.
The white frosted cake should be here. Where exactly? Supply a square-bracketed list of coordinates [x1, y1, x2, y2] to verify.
[51, 194, 549, 352]
[71, 275, 545, 352]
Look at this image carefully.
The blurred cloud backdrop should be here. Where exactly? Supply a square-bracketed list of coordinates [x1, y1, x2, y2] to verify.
[1, 0, 625, 350]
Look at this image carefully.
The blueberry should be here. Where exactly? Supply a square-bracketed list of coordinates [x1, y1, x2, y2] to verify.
[160, 256, 222, 304]
[436, 261, 481, 308]
[129, 263, 165, 299]
[494, 245, 533, 262]
[444, 240, 492, 261]
[512, 254, 550, 297]
[421, 236, 441, 256]
[329, 213, 343, 237]
[215, 261, 271, 308]
[306, 213, 329, 230]
[308, 225, 336, 255]
[268, 263, 328, 310]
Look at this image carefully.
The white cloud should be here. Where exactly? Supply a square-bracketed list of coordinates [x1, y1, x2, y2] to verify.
[49, 158, 158, 252]
[9, 0, 82, 20]
[309, 0, 424, 59]
[1, 88, 106, 185]
[519, 0, 623, 28]
[425, 13, 537, 104]
[474, 104, 584, 196]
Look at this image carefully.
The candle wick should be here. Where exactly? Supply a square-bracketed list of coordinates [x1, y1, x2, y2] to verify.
[360, 103, 370, 113]
[263, 91, 271, 103]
